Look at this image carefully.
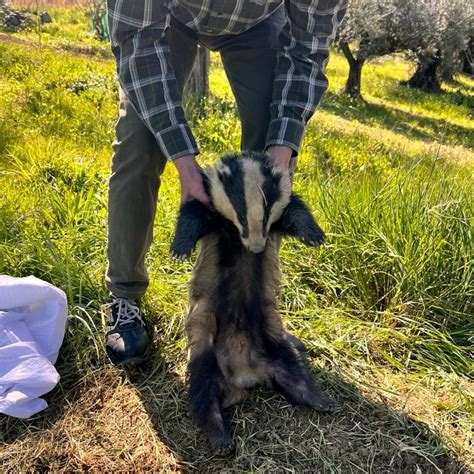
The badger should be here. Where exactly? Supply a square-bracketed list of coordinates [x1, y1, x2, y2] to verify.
[171, 152, 335, 456]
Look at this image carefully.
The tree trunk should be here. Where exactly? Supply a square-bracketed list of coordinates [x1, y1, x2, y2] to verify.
[340, 41, 365, 98]
[187, 45, 210, 99]
[441, 68, 454, 84]
[461, 38, 473, 75]
[406, 55, 441, 92]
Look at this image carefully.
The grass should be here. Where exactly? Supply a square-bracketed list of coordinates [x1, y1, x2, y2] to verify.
[1, 8, 473, 472]
[5, 4, 112, 57]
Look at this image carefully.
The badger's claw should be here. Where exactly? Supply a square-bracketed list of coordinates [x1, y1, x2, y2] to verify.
[310, 393, 337, 412]
[303, 224, 326, 247]
[170, 244, 193, 260]
[295, 224, 325, 247]
[209, 435, 235, 458]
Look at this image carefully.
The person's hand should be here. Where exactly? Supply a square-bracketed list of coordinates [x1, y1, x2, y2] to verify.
[173, 154, 211, 206]
[267, 145, 293, 170]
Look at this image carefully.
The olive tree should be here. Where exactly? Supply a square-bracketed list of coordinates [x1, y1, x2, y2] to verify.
[337, 0, 401, 97]
[337, 0, 473, 96]
[436, 0, 474, 82]
[395, 0, 442, 91]
[460, 38, 473, 75]
[403, 0, 473, 90]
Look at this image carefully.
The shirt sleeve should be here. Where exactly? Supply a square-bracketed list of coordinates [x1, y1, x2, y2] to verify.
[266, 0, 348, 155]
[107, 0, 199, 161]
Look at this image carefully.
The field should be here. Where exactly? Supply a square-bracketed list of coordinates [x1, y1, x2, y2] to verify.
[0, 6, 473, 473]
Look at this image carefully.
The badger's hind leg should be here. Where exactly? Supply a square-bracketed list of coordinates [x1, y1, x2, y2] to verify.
[223, 387, 250, 409]
[186, 305, 234, 456]
[188, 348, 235, 456]
[268, 336, 336, 412]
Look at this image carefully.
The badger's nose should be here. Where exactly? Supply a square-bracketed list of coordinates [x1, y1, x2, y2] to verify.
[247, 243, 266, 253]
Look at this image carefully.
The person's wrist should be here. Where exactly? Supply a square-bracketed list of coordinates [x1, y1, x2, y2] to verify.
[173, 154, 199, 177]
[267, 145, 293, 169]
[173, 154, 210, 206]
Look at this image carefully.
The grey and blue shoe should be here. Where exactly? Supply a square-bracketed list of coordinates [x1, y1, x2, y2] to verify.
[102, 295, 150, 366]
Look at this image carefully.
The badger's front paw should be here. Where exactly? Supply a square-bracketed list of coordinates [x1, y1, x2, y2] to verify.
[300, 221, 326, 247]
[170, 199, 209, 260]
[278, 194, 326, 247]
[170, 228, 197, 259]
[170, 240, 194, 260]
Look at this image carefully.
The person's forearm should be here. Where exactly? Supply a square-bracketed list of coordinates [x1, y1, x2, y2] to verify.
[267, 145, 292, 169]
[174, 154, 201, 183]
[107, 1, 199, 161]
[266, 0, 348, 156]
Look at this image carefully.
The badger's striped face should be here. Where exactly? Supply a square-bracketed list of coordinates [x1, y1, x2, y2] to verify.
[207, 154, 291, 253]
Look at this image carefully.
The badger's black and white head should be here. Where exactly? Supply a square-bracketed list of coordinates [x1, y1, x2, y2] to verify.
[205, 152, 292, 253]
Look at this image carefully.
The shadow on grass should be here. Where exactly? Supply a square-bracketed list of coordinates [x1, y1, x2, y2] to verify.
[388, 76, 474, 105]
[0, 333, 467, 472]
[132, 356, 466, 472]
[322, 91, 473, 148]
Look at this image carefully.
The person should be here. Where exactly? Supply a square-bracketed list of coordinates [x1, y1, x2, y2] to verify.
[104, 0, 348, 366]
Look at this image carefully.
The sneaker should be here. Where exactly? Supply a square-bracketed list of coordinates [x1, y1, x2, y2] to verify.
[102, 295, 150, 366]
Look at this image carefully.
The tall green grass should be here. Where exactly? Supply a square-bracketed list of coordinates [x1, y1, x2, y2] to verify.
[286, 160, 473, 376]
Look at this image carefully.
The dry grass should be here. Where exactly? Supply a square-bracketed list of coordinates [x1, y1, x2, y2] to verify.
[1, 352, 471, 472]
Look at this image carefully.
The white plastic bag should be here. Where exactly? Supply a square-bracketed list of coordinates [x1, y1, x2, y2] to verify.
[0, 275, 67, 418]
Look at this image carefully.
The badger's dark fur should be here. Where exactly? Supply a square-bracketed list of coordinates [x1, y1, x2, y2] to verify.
[171, 152, 334, 456]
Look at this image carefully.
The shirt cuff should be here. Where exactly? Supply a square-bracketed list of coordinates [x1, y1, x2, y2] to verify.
[155, 123, 200, 161]
[265, 117, 306, 156]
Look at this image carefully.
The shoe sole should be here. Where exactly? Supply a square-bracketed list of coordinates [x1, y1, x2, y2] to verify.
[107, 348, 151, 367]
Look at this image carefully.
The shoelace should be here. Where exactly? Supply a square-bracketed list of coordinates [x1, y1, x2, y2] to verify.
[103, 298, 144, 331]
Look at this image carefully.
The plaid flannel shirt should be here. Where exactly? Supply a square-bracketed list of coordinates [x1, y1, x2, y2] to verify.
[107, 0, 348, 161]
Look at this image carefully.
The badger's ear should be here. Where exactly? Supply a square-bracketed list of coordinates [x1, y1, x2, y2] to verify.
[170, 199, 210, 260]
[273, 193, 325, 247]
